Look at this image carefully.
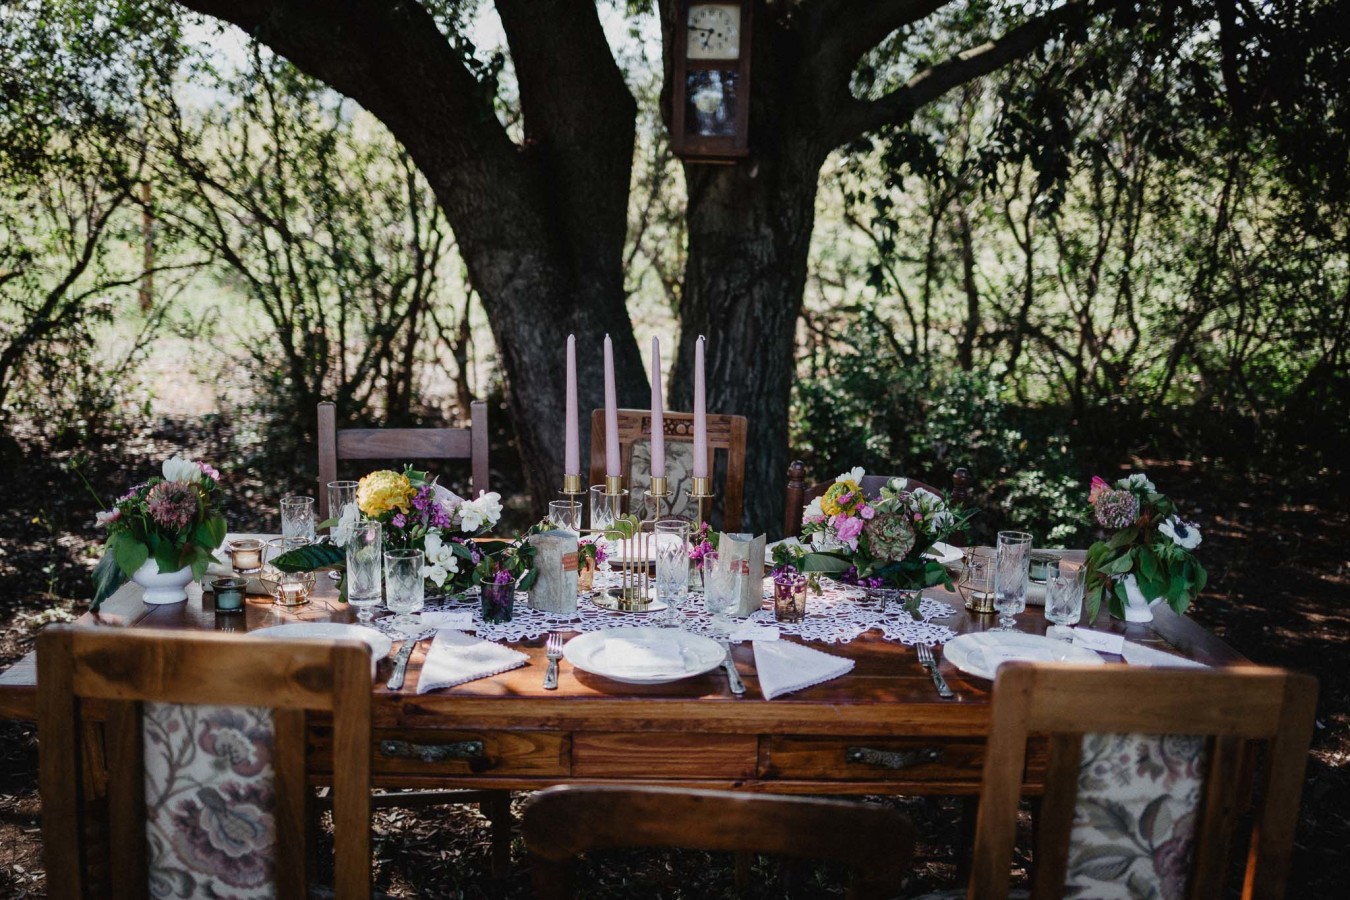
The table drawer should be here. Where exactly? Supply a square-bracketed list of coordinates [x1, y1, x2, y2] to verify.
[311, 728, 569, 777]
[573, 732, 758, 779]
[762, 736, 985, 783]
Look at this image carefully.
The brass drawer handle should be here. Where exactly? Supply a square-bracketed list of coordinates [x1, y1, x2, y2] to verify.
[380, 739, 488, 769]
[846, 746, 943, 770]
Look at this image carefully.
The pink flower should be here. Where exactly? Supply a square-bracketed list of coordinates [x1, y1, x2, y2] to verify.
[859, 504, 875, 520]
[145, 481, 198, 532]
[197, 461, 221, 482]
[1088, 475, 1111, 504]
[95, 508, 121, 528]
[834, 515, 865, 548]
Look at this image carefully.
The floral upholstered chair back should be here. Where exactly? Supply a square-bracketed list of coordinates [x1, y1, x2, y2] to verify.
[1065, 732, 1208, 900]
[143, 703, 279, 898]
[629, 440, 696, 520]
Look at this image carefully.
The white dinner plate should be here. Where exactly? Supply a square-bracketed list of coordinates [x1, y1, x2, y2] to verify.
[563, 626, 725, 685]
[942, 632, 1105, 681]
[250, 623, 393, 676]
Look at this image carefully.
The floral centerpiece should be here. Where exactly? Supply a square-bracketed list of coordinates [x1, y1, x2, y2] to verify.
[776, 469, 971, 609]
[91, 454, 228, 609]
[276, 467, 503, 597]
[1083, 473, 1206, 620]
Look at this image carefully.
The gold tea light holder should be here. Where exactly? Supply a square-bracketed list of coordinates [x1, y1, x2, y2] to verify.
[958, 547, 997, 615]
[560, 471, 717, 614]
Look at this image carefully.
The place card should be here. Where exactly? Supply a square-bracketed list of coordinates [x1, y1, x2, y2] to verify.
[729, 625, 779, 642]
[421, 610, 475, 631]
[1071, 629, 1125, 655]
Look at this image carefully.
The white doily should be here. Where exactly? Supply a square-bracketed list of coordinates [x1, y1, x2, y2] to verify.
[379, 574, 957, 646]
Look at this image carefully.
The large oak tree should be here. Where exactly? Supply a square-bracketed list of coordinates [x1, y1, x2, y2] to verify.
[166, 0, 1163, 531]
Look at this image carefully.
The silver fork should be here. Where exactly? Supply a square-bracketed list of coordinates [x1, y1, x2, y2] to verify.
[542, 632, 564, 690]
[916, 643, 955, 699]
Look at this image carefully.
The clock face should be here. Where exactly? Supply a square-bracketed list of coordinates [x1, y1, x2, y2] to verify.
[687, 4, 741, 61]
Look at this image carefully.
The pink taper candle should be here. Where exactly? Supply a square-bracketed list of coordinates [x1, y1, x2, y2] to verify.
[693, 335, 708, 479]
[565, 334, 579, 476]
[604, 335, 620, 478]
[650, 337, 665, 478]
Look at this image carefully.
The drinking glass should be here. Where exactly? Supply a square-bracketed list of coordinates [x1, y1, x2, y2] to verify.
[384, 549, 425, 634]
[702, 550, 742, 636]
[345, 520, 383, 624]
[280, 494, 316, 548]
[1045, 564, 1086, 640]
[653, 518, 690, 627]
[326, 480, 359, 530]
[589, 485, 628, 574]
[994, 531, 1033, 631]
[549, 499, 582, 534]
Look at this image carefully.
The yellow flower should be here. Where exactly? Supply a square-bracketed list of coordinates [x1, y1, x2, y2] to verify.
[820, 480, 861, 517]
[357, 470, 415, 518]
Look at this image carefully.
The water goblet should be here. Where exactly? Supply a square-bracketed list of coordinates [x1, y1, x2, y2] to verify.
[994, 531, 1033, 631]
[345, 519, 383, 624]
[702, 550, 741, 636]
[590, 484, 629, 574]
[326, 480, 360, 580]
[549, 499, 582, 534]
[384, 548, 425, 635]
[1044, 563, 1086, 641]
[280, 494, 316, 548]
[653, 518, 690, 627]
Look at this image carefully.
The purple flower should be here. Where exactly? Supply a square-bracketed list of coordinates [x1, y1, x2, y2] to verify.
[392, 513, 407, 529]
[1094, 489, 1140, 530]
[493, 569, 514, 586]
[145, 481, 198, 532]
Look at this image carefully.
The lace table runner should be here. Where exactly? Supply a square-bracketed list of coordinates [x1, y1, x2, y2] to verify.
[374, 573, 957, 646]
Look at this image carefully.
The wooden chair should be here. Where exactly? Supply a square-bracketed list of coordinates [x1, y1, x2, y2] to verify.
[589, 408, 748, 530]
[783, 460, 973, 539]
[966, 662, 1318, 900]
[37, 626, 372, 900]
[522, 785, 916, 899]
[317, 400, 489, 519]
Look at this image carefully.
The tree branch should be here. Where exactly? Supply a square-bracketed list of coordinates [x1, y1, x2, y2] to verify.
[815, 0, 953, 78]
[831, 0, 1096, 143]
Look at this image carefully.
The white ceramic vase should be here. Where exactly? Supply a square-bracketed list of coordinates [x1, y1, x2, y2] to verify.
[1119, 573, 1162, 623]
[132, 558, 195, 605]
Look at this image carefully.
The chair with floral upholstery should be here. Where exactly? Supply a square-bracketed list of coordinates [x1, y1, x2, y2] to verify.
[956, 662, 1318, 900]
[37, 626, 373, 900]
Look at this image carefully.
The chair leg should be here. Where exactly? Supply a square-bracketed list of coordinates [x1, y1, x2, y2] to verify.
[481, 790, 513, 877]
[955, 796, 978, 885]
[734, 850, 752, 890]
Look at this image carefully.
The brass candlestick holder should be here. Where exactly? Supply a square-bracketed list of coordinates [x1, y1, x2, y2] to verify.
[559, 471, 717, 614]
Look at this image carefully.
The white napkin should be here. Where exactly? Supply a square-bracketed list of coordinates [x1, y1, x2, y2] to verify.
[729, 625, 779, 642]
[1121, 640, 1208, 668]
[415, 629, 528, 694]
[600, 638, 686, 676]
[753, 640, 854, 700]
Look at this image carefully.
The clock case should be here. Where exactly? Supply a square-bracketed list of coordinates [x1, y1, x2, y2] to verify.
[670, 1, 754, 163]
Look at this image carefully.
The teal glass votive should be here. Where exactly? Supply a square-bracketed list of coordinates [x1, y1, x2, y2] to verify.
[480, 582, 515, 624]
[1028, 551, 1060, 584]
[211, 577, 247, 612]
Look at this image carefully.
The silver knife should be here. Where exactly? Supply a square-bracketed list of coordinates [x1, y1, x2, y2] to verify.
[719, 641, 745, 696]
[385, 639, 417, 691]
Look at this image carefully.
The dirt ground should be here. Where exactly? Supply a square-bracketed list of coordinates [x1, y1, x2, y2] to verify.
[0, 420, 1346, 898]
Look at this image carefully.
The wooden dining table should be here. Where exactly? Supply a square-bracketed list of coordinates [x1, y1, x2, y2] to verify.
[0, 549, 1248, 798]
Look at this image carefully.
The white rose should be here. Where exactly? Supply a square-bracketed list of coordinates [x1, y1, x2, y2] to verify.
[458, 490, 504, 533]
[887, 477, 909, 493]
[1117, 473, 1156, 493]
[330, 503, 359, 547]
[802, 496, 825, 523]
[162, 454, 201, 484]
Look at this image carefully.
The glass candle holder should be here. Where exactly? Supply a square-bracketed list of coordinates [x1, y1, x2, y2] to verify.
[228, 538, 265, 575]
[548, 499, 582, 533]
[480, 581, 516, 624]
[1028, 551, 1061, 584]
[773, 573, 808, 623]
[261, 538, 316, 607]
[280, 494, 316, 547]
[210, 577, 247, 612]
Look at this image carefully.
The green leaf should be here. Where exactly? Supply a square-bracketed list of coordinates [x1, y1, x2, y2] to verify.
[1107, 527, 1138, 550]
[153, 540, 181, 574]
[799, 552, 853, 574]
[1100, 553, 1134, 575]
[1138, 546, 1160, 583]
[92, 549, 128, 610]
[272, 542, 344, 572]
[109, 530, 148, 578]
[518, 569, 539, 592]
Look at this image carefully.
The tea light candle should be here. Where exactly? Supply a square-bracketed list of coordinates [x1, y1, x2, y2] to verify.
[277, 581, 309, 607]
[229, 538, 264, 575]
[1029, 551, 1060, 583]
[210, 577, 246, 612]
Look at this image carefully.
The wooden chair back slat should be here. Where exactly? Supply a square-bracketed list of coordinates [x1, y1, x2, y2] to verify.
[589, 408, 748, 530]
[37, 626, 373, 900]
[317, 399, 488, 519]
[523, 785, 915, 900]
[971, 663, 1317, 900]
